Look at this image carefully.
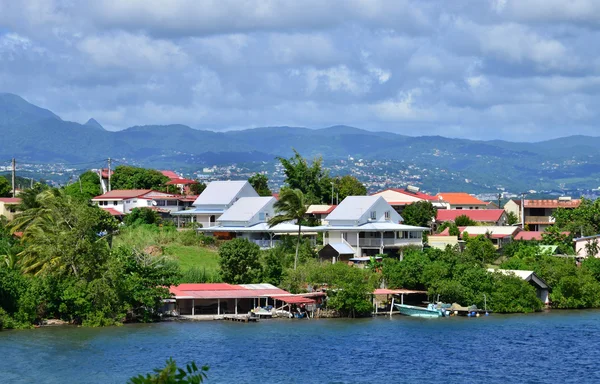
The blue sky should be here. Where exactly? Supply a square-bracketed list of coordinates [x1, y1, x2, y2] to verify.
[1, 0, 599, 140]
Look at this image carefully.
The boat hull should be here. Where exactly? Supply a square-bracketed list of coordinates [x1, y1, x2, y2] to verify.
[394, 304, 443, 318]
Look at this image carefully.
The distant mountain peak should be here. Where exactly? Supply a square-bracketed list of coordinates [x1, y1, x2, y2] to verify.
[0, 92, 61, 125]
[85, 118, 104, 130]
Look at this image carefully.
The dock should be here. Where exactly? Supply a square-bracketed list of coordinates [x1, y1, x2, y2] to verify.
[223, 314, 258, 323]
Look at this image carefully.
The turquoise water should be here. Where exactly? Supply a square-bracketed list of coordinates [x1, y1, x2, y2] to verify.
[1, 311, 599, 383]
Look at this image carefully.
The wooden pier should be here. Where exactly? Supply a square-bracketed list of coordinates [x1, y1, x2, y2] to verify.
[223, 314, 258, 323]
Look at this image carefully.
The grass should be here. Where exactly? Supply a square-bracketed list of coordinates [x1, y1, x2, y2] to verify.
[113, 224, 221, 277]
[164, 244, 219, 272]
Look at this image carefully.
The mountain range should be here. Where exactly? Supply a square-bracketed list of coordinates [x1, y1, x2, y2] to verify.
[1, 93, 600, 193]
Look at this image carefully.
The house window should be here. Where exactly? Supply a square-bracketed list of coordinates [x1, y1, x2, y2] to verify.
[126, 200, 131, 204]
[113, 201, 118, 206]
[370, 211, 377, 220]
[385, 211, 390, 220]
[259, 212, 265, 221]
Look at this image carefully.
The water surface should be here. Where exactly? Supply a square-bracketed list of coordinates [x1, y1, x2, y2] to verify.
[1, 311, 599, 383]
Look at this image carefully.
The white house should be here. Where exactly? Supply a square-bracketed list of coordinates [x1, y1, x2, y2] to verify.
[171, 180, 258, 227]
[92, 189, 187, 215]
[316, 196, 429, 258]
[198, 196, 316, 248]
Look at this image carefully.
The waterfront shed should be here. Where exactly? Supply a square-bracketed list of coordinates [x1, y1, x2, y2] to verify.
[489, 269, 550, 304]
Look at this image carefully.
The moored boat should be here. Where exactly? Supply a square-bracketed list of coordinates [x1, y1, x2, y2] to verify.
[394, 303, 445, 318]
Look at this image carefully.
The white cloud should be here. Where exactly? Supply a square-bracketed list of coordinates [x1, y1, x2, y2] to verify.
[77, 32, 188, 71]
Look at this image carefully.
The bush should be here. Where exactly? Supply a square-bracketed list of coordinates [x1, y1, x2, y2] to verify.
[124, 208, 162, 227]
[490, 274, 542, 313]
[218, 239, 262, 284]
[128, 358, 208, 384]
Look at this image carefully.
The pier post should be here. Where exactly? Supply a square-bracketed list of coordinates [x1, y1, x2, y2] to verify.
[390, 297, 395, 317]
[218, 298, 220, 315]
[192, 299, 195, 316]
[235, 298, 238, 315]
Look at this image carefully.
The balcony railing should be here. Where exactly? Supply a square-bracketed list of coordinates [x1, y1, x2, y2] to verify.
[525, 216, 555, 224]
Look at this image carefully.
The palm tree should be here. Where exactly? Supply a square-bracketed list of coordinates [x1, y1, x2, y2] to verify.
[268, 189, 307, 270]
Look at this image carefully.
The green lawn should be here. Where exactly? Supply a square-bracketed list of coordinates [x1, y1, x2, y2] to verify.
[164, 245, 220, 272]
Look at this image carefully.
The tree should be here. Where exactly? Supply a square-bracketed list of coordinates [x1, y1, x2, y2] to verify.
[507, 211, 519, 225]
[0, 177, 11, 197]
[10, 189, 119, 276]
[268, 188, 307, 270]
[454, 214, 476, 226]
[129, 358, 208, 384]
[124, 208, 162, 227]
[111, 166, 169, 191]
[553, 197, 600, 237]
[401, 201, 436, 228]
[278, 149, 331, 204]
[464, 235, 497, 264]
[248, 173, 272, 196]
[541, 226, 574, 255]
[332, 175, 366, 203]
[218, 239, 262, 284]
[16, 182, 50, 211]
[63, 171, 101, 201]
[188, 182, 206, 195]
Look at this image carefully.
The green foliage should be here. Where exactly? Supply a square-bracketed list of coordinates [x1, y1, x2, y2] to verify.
[507, 211, 519, 225]
[16, 182, 50, 211]
[248, 173, 272, 196]
[401, 201, 436, 228]
[111, 166, 169, 191]
[454, 214, 476, 226]
[0, 176, 11, 197]
[278, 149, 331, 204]
[188, 182, 206, 196]
[268, 188, 308, 270]
[552, 197, 600, 237]
[179, 267, 221, 284]
[464, 235, 497, 264]
[551, 272, 600, 309]
[541, 226, 574, 255]
[261, 248, 284, 286]
[128, 358, 208, 384]
[490, 274, 542, 313]
[332, 175, 367, 202]
[63, 171, 101, 201]
[125, 207, 163, 227]
[0, 191, 178, 329]
[218, 239, 262, 284]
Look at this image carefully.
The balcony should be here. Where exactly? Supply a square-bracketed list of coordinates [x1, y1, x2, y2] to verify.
[525, 216, 555, 224]
[358, 238, 422, 248]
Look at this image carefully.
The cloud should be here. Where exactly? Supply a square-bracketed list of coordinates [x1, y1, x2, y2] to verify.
[1, 0, 600, 141]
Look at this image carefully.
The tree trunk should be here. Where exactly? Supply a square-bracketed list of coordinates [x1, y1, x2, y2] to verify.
[295, 223, 301, 270]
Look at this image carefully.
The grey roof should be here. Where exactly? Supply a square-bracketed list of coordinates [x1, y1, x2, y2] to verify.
[325, 196, 381, 221]
[327, 242, 355, 255]
[198, 222, 317, 233]
[313, 222, 429, 231]
[192, 180, 256, 206]
[218, 196, 274, 222]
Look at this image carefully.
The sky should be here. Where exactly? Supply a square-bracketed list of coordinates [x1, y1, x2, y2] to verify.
[1, 0, 600, 140]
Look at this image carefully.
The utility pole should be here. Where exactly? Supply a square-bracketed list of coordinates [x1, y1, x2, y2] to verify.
[107, 157, 112, 192]
[330, 182, 334, 205]
[11, 158, 16, 197]
[497, 193, 501, 209]
[520, 192, 526, 229]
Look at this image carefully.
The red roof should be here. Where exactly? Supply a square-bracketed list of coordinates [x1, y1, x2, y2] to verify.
[99, 168, 113, 179]
[169, 283, 293, 299]
[101, 207, 123, 216]
[272, 193, 279, 200]
[436, 192, 486, 206]
[165, 178, 199, 185]
[178, 195, 198, 202]
[274, 296, 315, 304]
[514, 231, 543, 241]
[160, 170, 180, 180]
[92, 189, 153, 200]
[436, 209, 505, 223]
[0, 197, 21, 204]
